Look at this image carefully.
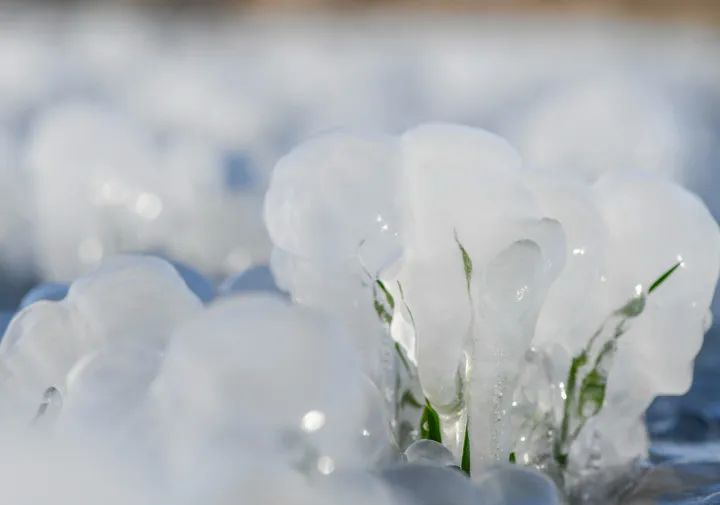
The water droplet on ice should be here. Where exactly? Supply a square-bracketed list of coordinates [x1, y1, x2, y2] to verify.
[317, 455, 335, 475]
[300, 410, 326, 433]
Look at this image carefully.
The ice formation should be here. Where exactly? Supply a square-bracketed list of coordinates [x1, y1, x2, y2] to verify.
[0, 256, 396, 503]
[264, 123, 720, 489]
[0, 256, 202, 426]
[0, 10, 719, 504]
[0, 247, 574, 504]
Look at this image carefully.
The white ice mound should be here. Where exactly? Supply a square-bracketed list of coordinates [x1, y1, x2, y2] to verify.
[567, 172, 720, 468]
[265, 132, 403, 374]
[0, 256, 399, 504]
[264, 122, 720, 477]
[150, 294, 386, 485]
[0, 255, 202, 425]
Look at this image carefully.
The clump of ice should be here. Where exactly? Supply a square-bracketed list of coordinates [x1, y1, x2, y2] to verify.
[0, 255, 407, 504]
[0, 255, 202, 427]
[264, 123, 720, 483]
[265, 132, 402, 375]
[150, 294, 381, 480]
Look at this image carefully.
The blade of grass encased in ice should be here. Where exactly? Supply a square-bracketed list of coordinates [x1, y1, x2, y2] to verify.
[454, 230, 473, 295]
[461, 423, 471, 475]
[648, 261, 682, 295]
[420, 400, 443, 443]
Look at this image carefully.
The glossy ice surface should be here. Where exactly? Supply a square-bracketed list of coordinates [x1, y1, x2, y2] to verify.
[264, 124, 720, 486]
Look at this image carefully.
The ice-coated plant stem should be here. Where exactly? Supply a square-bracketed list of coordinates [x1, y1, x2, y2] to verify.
[553, 261, 683, 470]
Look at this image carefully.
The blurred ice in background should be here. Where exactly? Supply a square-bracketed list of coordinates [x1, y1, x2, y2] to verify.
[1, 3, 719, 292]
[0, 2, 720, 499]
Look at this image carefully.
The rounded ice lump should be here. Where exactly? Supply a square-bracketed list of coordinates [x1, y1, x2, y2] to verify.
[0, 255, 203, 424]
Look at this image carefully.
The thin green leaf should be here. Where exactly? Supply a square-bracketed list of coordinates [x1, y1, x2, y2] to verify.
[376, 279, 395, 311]
[373, 299, 392, 326]
[461, 423, 471, 475]
[577, 368, 606, 418]
[399, 389, 423, 409]
[420, 400, 443, 444]
[454, 230, 473, 295]
[555, 351, 587, 468]
[372, 279, 395, 326]
[648, 261, 682, 295]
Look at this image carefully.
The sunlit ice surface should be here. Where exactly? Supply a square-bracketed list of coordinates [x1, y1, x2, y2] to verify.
[0, 4, 720, 504]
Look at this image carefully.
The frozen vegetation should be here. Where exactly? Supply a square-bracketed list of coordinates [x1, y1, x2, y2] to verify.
[0, 123, 716, 503]
[265, 124, 720, 498]
[0, 256, 562, 504]
[1, 7, 720, 505]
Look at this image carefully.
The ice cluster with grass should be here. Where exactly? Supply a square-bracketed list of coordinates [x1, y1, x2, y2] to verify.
[1, 10, 720, 504]
[265, 123, 720, 495]
[0, 123, 717, 503]
[0, 255, 563, 505]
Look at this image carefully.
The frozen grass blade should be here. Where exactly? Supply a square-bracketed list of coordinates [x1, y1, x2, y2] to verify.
[372, 279, 395, 326]
[461, 423, 472, 475]
[454, 229, 473, 296]
[420, 400, 443, 443]
[377, 279, 395, 311]
[553, 261, 683, 469]
[648, 261, 682, 294]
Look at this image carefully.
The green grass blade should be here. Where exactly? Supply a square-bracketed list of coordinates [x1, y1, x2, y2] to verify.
[420, 400, 443, 444]
[461, 422, 471, 475]
[555, 350, 587, 468]
[648, 261, 682, 294]
[373, 299, 392, 326]
[454, 230, 473, 295]
[376, 279, 395, 310]
[577, 368, 606, 418]
[372, 279, 395, 326]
